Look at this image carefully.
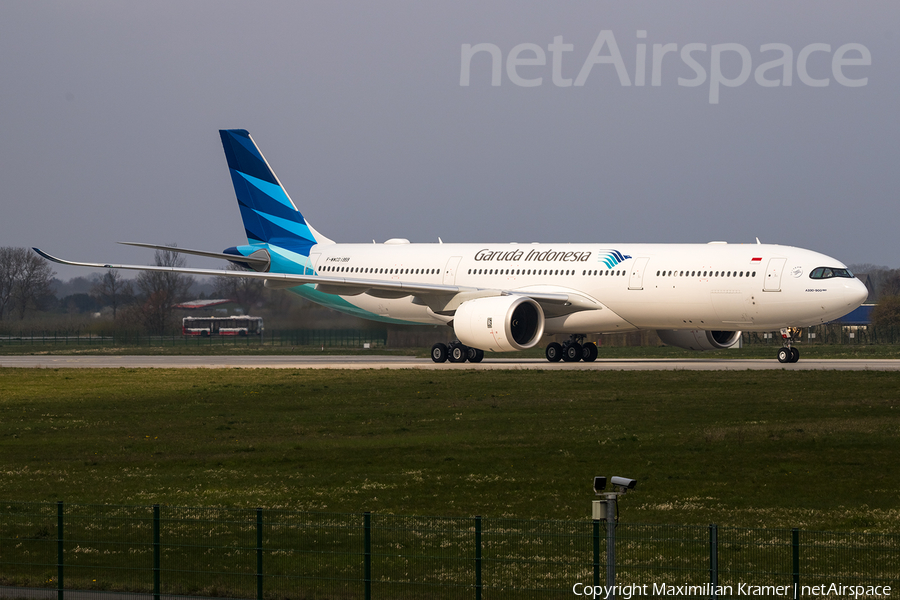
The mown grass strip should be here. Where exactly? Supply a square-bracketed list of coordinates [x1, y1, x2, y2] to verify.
[1, 368, 898, 531]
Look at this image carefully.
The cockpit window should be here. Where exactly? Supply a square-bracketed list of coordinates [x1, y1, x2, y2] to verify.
[809, 267, 854, 279]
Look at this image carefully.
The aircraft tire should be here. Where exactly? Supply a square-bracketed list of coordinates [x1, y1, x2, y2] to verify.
[467, 347, 484, 363]
[777, 348, 791, 363]
[431, 343, 448, 363]
[545, 342, 562, 362]
[582, 342, 598, 362]
[562, 342, 582, 362]
[790, 347, 800, 363]
[448, 344, 468, 363]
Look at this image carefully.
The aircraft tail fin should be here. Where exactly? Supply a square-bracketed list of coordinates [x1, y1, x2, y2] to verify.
[219, 129, 332, 255]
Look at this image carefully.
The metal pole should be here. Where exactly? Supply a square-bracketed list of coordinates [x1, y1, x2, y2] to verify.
[709, 524, 718, 600]
[257, 508, 263, 600]
[593, 519, 601, 589]
[57, 501, 64, 600]
[364, 512, 371, 600]
[606, 495, 616, 600]
[475, 516, 482, 600]
[153, 504, 160, 600]
[792, 528, 800, 600]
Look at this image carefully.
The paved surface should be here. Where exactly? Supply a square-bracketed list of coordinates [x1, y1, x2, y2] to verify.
[1, 355, 899, 370]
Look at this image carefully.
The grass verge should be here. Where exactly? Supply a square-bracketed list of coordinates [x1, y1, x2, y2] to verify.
[0, 368, 898, 532]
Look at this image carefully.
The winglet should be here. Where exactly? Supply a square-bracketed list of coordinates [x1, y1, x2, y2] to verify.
[33, 248, 113, 269]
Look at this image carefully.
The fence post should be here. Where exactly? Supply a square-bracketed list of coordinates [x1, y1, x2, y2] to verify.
[475, 515, 482, 600]
[709, 524, 718, 600]
[153, 504, 160, 600]
[593, 519, 600, 590]
[792, 528, 800, 600]
[256, 507, 263, 600]
[364, 512, 372, 600]
[56, 501, 64, 600]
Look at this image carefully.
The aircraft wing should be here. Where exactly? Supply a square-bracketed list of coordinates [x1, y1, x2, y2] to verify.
[33, 248, 597, 317]
[116, 242, 272, 269]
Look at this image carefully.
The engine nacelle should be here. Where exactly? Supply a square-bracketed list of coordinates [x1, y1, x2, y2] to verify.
[454, 296, 545, 352]
[656, 329, 741, 351]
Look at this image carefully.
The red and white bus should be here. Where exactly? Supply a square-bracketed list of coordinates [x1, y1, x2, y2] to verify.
[182, 316, 264, 337]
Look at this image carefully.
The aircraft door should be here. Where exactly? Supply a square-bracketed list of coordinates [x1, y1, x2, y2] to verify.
[443, 256, 462, 285]
[763, 257, 786, 292]
[628, 257, 650, 290]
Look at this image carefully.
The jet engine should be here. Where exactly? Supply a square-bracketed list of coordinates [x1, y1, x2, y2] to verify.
[656, 329, 741, 351]
[453, 296, 545, 352]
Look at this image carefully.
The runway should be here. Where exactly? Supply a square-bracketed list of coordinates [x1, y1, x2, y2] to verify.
[2, 355, 899, 371]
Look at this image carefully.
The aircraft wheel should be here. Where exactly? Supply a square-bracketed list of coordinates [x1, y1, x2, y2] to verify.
[431, 343, 448, 363]
[777, 348, 791, 363]
[467, 347, 484, 363]
[562, 342, 582, 362]
[790, 347, 800, 363]
[545, 342, 562, 362]
[448, 343, 468, 363]
[582, 342, 598, 362]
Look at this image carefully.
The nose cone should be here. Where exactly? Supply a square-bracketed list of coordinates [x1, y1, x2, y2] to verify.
[848, 277, 869, 307]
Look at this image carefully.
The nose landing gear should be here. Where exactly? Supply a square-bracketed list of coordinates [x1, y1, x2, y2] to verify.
[777, 327, 801, 363]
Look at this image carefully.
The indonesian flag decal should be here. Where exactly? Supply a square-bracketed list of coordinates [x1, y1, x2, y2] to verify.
[751, 257, 762, 262]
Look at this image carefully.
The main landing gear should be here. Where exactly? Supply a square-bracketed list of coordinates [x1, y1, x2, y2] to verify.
[431, 341, 484, 364]
[777, 327, 801, 363]
[545, 335, 598, 363]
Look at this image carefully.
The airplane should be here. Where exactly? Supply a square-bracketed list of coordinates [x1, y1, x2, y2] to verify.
[34, 129, 869, 364]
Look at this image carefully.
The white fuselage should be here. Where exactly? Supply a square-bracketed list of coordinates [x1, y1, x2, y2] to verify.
[299, 241, 868, 334]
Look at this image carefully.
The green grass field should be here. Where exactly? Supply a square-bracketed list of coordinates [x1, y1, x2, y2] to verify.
[1, 368, 898, 533]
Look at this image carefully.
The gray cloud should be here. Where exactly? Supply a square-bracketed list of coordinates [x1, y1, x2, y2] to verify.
[2, 1, 896, 280]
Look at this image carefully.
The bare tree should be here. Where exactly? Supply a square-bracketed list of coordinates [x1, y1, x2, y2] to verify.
[0, 247, 55, 320]
[879, 270, 900, 299]
[91, 269, 134, 320]
[872, 295, 900, 330]
[134, 247, 195, 334]
[213, 263, 266, 314]
[0, 247, 19, 320]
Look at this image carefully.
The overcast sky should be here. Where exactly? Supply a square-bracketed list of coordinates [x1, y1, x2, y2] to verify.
[2, 1, 897, 280]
